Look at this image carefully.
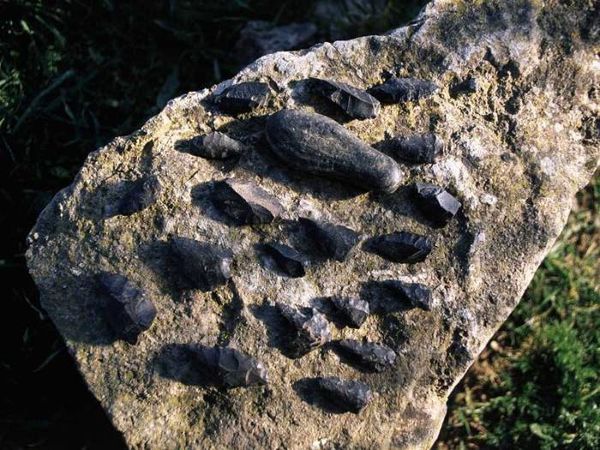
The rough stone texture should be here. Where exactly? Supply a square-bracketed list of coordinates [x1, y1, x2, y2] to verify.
[26, 0, 599, 449]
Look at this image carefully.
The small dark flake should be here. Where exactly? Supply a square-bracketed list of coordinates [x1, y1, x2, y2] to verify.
[212, 178, 284, 225]
[330, 296, 369, 328]
[369, 77, 438, 103]
[337, 339, 397, 372]
[299, 217, 360, 262]
[309, 78, 381, 120]
[189, 132, 246, 159]
[278, 304, 332, 357]
[214, 81, 271, 114]
[265, 243, 307, 278]
[413, 182, 461, 227]
[371, 280, 434, 312]
[117, 176, 160, 216]
[316, 377, 372, 413]
[367, 231, 432, 263]
[450, 76, 477, 97]
[380, 132, 443, 164]
[195, 346, 269, 388]
[97, 272, 157, 344]
[170, 236, 233, 292]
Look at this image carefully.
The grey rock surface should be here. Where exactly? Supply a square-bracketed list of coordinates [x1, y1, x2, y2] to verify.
[26, 0, 599, 449]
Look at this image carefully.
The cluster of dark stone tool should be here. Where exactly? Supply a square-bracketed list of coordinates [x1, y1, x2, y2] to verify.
[116, 176, 160, 216]
[299, 217, 360, 262]
[315, 377, 372, 413]
[336, 339, 397, 373]
[413, 182, 461, 227]
[367, 231, 432, 263]
[330, 296, 370, 328]
[369, 77, 438, 103]
[266, 109, 403, 193]
[194, 346, 269, 388]
[277, 304, 332, 357]
[265, 243, 307, 278]
[189, 132, 246, 159]
[212, 178, 284, 225]
[170, 236, 233, 292]
[308, 78, 381, 120]
[371, 280, 434, 312]
[213, 81, 271, 114]
[379, 132, 444, 164]
[96, 272, 157, 344]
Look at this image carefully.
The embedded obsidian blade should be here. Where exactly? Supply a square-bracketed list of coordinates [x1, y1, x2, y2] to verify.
[308, 78, 381, 120]
[212, 178, 284, 225]
[367, 231, 432, 263]
[299, 217, 360, 262]
[265, 243, 307, 278]
[214, 81, 271, 114]
[316, 377, 372, 413]
[380, 132, 443, 164]
[169, 236, 233, 292]
[277, 304, 332, 357]
[117, 176, 160, 216]
[189, 132, 246, 159]
[413, 182, 461, 227]
[450, 76, 477, 97]
[368, 77, 438, 103]
[337, 339, 397, 372]
[96, 272, 157, 344]
[265, 109, 403, 193]
[195, 346, 269, 388]
[370, 280, 434, 312]
[330, 296, 369, 328]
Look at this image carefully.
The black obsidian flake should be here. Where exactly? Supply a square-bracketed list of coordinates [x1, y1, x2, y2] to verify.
[316, 377, 372, 413]
[97, 272, 157, 344]
[117, 176, 160, 216]
[170, 236, 233, 292]
[381, 132, 443, 164]
[195, 346, 269, 388]
[189, 132, 246, 159]
[337, 339, 397, 372]
[450, 76, 477, 97]
[278, 304, 332, 357]
[369, 77, 438, 103]
[265, 243, 307, 278]
[309, 78, 381, 120]
[299, 217, 360, 262]
[330, 296, 369, 328]
[214, 81, 271, 114]
[413, 182, 461, 227]
[367, 231, 432, 263]
[212, 178, 284, 225]
[372, 280, 434, 312]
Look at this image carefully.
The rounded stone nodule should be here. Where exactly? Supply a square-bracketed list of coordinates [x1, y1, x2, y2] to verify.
[265, 109, 403, 194]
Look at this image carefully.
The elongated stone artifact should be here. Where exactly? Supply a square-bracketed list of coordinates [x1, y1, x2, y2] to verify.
[330, 296, 370, 328]
[116, 176, 160, 216]
[277, 304, 332, 357]
[337, 339, 397, 372]
[189, 132, 246, 159]
[370, 280, 434, 312]
[265, 243, 307, 277]
[214, 81, 271, 114]
[413, 182, 461, 227]
[299, 217, 360, 261]
[170, 236, 233, 291]
[316, 377, 372, 413]
[369, 77, 438, 103]
[309, 78, 381, 120]
[96, 272, 157, 344]
[195, 346, 269, 388]
[212, 178, 284, 225]
[381, 132, 443, 164]
[367, 231, 432, 263]
[266, 109, 403, 193]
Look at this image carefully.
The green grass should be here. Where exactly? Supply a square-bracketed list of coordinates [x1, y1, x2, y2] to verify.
[1, 1, 597, 449]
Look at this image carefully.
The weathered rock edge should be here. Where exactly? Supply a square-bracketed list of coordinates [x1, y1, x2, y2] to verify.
[26, 0, 599, 449]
